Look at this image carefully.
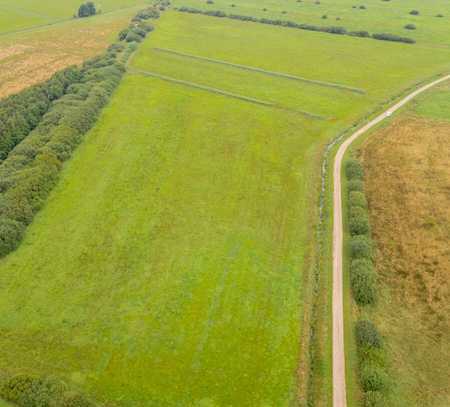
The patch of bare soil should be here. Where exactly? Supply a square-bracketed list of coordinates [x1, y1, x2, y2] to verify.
[0, 15, 129, 98]
[360, 116, 450, 406]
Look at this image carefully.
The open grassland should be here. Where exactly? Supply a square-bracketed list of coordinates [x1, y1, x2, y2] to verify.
[0, 9, 135, 98]
[358, 83, 450, 406]
[0, 0, 148, 35]
[0, 72, 314, 406]
[1, 7, 450, 407]
[173, 0, 450, 46]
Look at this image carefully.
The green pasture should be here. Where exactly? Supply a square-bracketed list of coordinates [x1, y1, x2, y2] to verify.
[173, 0, 450, 46]
[0, 0, 148, 35]
[1, 7, 450, 407]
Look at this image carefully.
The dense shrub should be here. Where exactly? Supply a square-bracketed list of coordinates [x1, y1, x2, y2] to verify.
[404, 23, 416, 30]
[355, 320, 382, 349]
[350, 235, 372, 259]
[345, 158, 364, 179]
[349, 30, 370, 37]
[349, 191, 367, 208]
[0, 67, 82, 161]
[349, 209, 370, 235]
[409, 10, 419, 15]
[361, 365, 387, 392]
[347, 179, 364, 192]
[372, 33, 415, 43]
[78, 2, 96, 18]
[351, 259, 376, 305]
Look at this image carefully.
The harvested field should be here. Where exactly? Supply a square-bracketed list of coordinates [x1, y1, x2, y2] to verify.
[360, 116, 450, 406]
[0, 11, 133, 98]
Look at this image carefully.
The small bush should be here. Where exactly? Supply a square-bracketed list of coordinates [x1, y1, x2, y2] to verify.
[349, 191, 368, 209]
[350, 235, 372, 259]
[206, 0, 214, 4]
[351, 259, 376, 305]
[409, 10, 419, 15]
[345, 158, 364, 179]
[404, 23, 416, 30]
[436, 14, 444, 18]
[361, 365, 387, 392]
[348, 179, 364, 193]
[355, 320, 382, 349]
[125, 31, 143, 42]
[359, 5, 366, 10]
[349, 210, 370, 235]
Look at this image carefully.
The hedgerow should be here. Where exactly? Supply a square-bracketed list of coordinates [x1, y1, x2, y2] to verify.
[0, 67, 82, 161]
[0, 5, 160, 258]
[176, 7, 415, 43]
[345, 157, 389, 404]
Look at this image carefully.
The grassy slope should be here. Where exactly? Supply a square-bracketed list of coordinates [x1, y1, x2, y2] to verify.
[0, 0, 148, 34]
[0, 7, 450, 407]
[355, 83, 450, 407]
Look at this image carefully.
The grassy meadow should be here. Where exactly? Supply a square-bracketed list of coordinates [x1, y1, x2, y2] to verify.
[173, 0, 450, 46]
[0, 0, 148, 34]
[0, 3, 450, 407]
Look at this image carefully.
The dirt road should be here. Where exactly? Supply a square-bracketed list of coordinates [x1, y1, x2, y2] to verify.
[332, 73, 450, 407]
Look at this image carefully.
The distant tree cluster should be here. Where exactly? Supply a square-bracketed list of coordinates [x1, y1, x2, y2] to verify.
[78, 1, 97, 18]
[118, 6, 160, 43]
[176, 7, 416, 43]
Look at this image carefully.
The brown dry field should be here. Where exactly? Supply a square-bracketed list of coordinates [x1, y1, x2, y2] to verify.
[0, 12, 133, 99]
[360, 116, 450, 406]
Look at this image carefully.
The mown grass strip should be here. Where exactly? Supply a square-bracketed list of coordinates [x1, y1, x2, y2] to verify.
[130, 68, 327, 119]
[154, 47, 366, 95]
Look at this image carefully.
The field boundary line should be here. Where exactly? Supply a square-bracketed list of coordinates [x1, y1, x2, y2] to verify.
[129, 68, 327, 120]
[153, 47, 365, 95]
[331, 73, 450, 407]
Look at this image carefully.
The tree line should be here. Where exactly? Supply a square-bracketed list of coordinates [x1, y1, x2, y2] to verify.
[176, 6, 416, 44]
[0, 5, 162, 259]
[345, 158, 389, 407]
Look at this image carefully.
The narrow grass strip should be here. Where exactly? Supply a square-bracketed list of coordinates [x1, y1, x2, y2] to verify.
[154, 47, 365, 95]
[130, 68, 326, 120]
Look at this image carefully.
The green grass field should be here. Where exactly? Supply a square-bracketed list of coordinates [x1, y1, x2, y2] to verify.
[0, 0, 148, 34]
[173, 0, 450, 46]
[1, 4, 450, 406]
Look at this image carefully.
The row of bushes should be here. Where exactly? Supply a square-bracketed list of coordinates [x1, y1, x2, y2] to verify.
[0, 44, 130, 258]
[176, 7, 416, 44]
[118, 6, 159, 43]
[345, 158, 388, 406]
[0, 67, 82, 161]
[0, 374, 97, 406]
[0, 1, 164, 258]
[346, 158, 376, 306]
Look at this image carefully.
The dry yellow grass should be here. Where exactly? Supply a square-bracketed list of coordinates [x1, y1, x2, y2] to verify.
[0, 13, 132, 98]
[360, 116, 450, 406]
